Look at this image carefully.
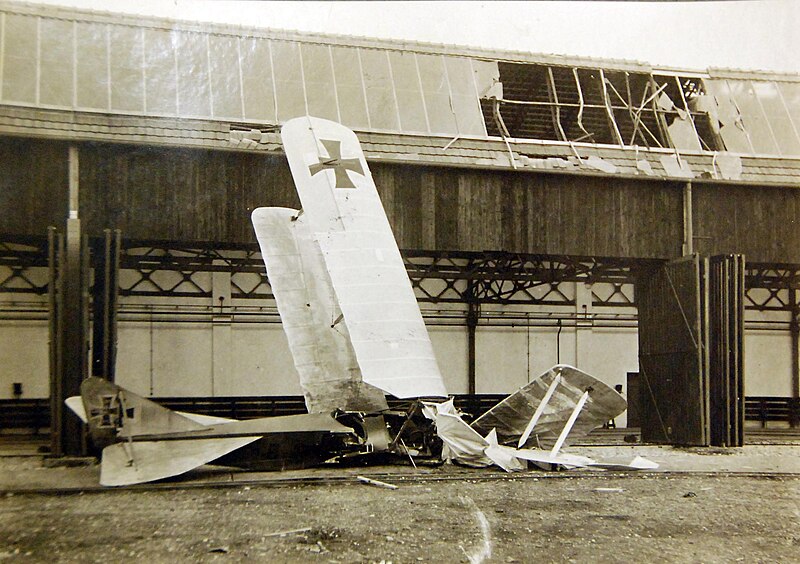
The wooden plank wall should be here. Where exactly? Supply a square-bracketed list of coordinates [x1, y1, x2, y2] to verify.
[78, 143, 300, 242]
[693, 183, 800, 263]
[4, 137, 799, 264]
[374, 166, 684, 258]
[0, 138, 69, 234]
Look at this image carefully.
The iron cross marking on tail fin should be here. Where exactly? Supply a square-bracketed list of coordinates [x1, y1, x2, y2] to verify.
[308, 139, 364, 189]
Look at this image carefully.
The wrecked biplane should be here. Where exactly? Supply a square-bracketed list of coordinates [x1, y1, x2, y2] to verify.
[66, 117, 655, 486]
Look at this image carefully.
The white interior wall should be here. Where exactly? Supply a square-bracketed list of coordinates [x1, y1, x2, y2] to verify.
[2, 313, 797, 403]
[227, 324, 303, 396]
[114, 324, 152, 396]
[577, 328, 639, 390]
[745, 330, 794, 396]
[115, 322, 213, 397]
[475, 326, 584, 394]
[428, 325, 469, 393]
[0, 320, 49, 399]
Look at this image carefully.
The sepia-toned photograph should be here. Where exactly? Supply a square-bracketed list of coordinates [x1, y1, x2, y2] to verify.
[1, 1, 798, 561]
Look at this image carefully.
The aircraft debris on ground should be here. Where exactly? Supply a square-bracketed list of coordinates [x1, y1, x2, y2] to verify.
[67, 116, 656, 486]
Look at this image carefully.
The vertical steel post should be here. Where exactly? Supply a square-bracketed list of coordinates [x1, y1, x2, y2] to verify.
[682, 181, 693, 257]
[791, 289, 800, 407]
[466, 301, 478, 395]
[58, 145, 87, 456]
[47, 227, 63, 456]
[91, 229, 121, 382]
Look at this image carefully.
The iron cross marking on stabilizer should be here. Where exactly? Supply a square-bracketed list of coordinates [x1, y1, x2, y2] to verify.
[308, 139, 364, 189]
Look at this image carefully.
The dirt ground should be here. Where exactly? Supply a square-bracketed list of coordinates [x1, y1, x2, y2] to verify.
[1, 470, 799, 563]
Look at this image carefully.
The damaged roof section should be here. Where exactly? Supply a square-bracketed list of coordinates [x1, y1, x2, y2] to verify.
[1, 1, 800, 182]
[483, 62, 800, 163]
[2, 104, 799, 185]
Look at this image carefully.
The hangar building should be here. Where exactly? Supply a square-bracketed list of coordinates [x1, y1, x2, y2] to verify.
[0, 2, 798, 451]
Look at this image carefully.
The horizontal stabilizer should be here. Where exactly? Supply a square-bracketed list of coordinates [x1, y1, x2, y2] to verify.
[99, 412, 355, 485]
[101, 436, 260, 486]
[177, 412, 236, 425]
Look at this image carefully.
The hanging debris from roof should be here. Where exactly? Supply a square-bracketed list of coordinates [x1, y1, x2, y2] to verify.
[714, 94, 753, 154]
[660, 154, 695, 178]
[716, 153, 743, 180]
[690, 95, 721, 134]
[637, 158, 656, 176]
[584, 155, 618, 174]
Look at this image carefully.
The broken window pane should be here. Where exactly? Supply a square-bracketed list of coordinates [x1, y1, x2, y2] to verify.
[727, 79, 779, 155]
[301, 43, 339, 122]
[605, 71, 664, 148]
[207, 35, 243, 120]
[76, 22, 109, 110]
[360, 48, 400, 131]
[330, 46, 369, 130]
[701, 79, 752, 154]
[676, 77, 721, 151]
[176, 31, 211, 117]
[652, 76, 701, 152]
[271, 40, 307, 121]
[40, 18, 74, 107]
[668, 119, 702, 151]
[472, 59, 500, 99]
[445, 57, 486, 136]
[240, 37, 276, 122]
[550, 66, 582, 141]
[416, 53, 455, 135]
[574, 68, 615, 145]
[109, 25, 145, 113]
[2, 14, 37, 103]
[483, 62, 556, 140]
[679, 79, 724, 152]
[144, 28, 177, 115]
[750, 81, 800, 156]
[388, 51, 428, 133]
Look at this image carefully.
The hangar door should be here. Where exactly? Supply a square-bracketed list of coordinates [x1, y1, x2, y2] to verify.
[637, 255, 744, 447]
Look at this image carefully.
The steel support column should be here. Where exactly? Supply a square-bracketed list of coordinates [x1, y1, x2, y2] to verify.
[466, 276, 479, 395]
[791, 289, 800, 405]
[53, 146, 88, 457]
[682, 181, 693, 256]
[466, 302, 478, 395]
[47, 227, 63, 454]
[91, 229, 121, 382]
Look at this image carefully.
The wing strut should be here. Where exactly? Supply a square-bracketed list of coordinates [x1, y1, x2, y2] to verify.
[550, 389, 590, 456]
[517, 373, 562, 447]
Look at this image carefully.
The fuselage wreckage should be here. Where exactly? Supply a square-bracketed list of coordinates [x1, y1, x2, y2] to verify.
[67, 117, 656, 486]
